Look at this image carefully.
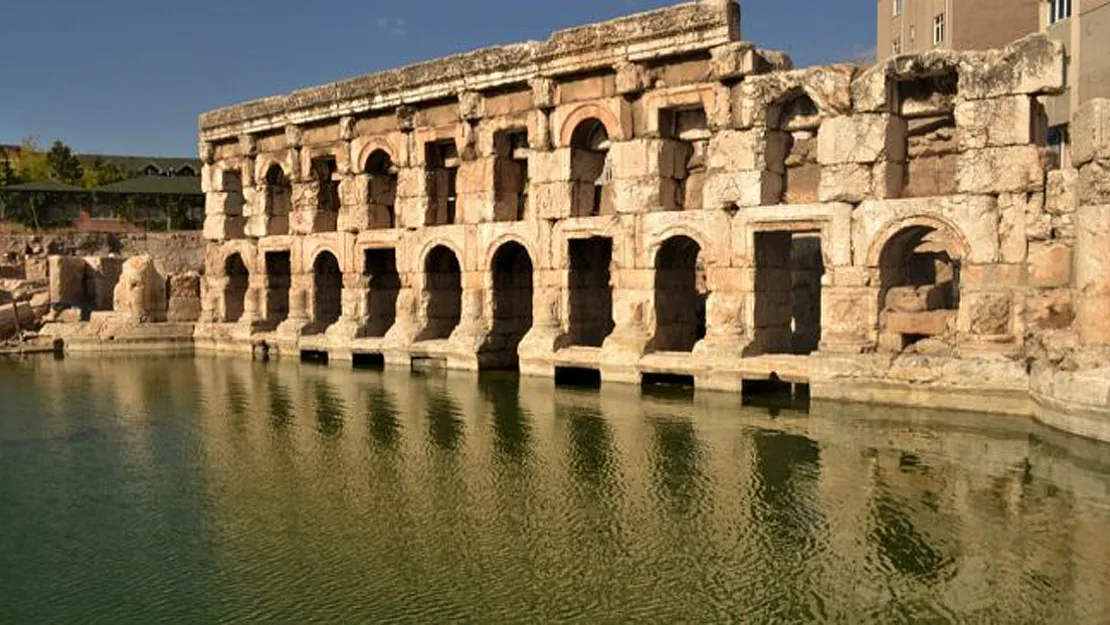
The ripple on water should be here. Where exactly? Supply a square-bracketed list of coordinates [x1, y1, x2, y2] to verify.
[1, 356, 1109, 623]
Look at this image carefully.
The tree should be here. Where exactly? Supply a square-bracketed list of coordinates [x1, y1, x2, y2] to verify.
[82, 158, 125, 189]
[46, 140, 83, 185]
[11, 138, 50, 182]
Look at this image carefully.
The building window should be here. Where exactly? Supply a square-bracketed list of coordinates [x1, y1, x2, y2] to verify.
[933, 13, 946, 45]
[893, 0, 903, 17]
[1050, 0, 1072, 23]
[892, 37, 902, 55]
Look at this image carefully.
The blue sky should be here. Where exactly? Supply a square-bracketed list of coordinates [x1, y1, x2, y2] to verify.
[0, 1, 874, 157]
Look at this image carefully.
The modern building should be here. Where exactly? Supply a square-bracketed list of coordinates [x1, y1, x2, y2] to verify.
[877, 0, 1110, 164]
[877, 0, 1041, 58]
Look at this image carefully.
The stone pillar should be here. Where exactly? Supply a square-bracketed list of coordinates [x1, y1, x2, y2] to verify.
[325, 271, 369, 341]
[276, 273, 311, 338]
[817, 114, 906, 203]
[518, 270, 563, 377]
[703, 127, 784, 209]
[694, 266, 748, 355]
[1073, 100, 1110, 344]
[819, 267, 878, 353]
[338, 173, 372, 232]
[610, 139, 680, 213]
[203, 169, 246, 242]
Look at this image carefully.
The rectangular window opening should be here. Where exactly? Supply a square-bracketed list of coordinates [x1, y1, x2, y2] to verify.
[300, 350, 329, 365]
[353, 353, 386, 370]
[555, 367, 602, 389]
[933, 13, 946, 46]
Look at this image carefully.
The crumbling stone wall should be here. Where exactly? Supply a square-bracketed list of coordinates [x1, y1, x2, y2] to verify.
[188, 0, 1110, 434]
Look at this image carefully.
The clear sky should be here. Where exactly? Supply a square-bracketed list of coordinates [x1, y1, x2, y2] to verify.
[0, 1, 874, 157]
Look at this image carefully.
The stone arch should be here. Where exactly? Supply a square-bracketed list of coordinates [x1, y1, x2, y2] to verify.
[558, 104, 622, 149]
[650, 235, 706, 353]
[872, 218, 966, 353]
[419, 245, 463, 341]
[216, 242, 259, 276]
[485, 241, 534, 369]
[866, 215, 970, 268]
[646, 227, 714, 270]
[261, 162, 292, 236]
[354, 140, 398, 174]
[223, 253, 249, 323]
[483, 233, 540, 273]
[770, 89, 822, 205]
[310, 250, 343, 333]
[568, 116, 614, 217]
[363, 148, 397, 229]
[254, 152, 295, 185]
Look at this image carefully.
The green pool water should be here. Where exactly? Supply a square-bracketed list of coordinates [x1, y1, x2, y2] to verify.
[1, 355, 1108, 623]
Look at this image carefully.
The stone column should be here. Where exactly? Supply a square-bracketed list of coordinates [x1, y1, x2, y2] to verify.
[1073, 100, 1110, 344]
[325, 271, 369, 342]
[276, 273, 311, 338]
[518, 271, 563, 377]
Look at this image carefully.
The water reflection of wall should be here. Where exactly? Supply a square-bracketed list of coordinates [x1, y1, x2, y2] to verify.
[44, 355, 1110, 622]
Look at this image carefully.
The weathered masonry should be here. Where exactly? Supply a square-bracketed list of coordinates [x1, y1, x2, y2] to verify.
[196, 0, 1110, 441]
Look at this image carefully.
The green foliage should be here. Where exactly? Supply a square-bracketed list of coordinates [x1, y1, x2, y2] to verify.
[81, 158, 126, 189]
[10, 138, 50, 183]
[46, 140, 84, 185]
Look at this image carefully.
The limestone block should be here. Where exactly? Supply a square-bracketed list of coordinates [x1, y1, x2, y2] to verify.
[615, 63, 649, 96]
[956, 146, 1044, 194]
[611, 140, 667, 179]
[528, 149, 572, 184]
[709, 42, 757, 81]
[707, 129, 786, 172]
[531, 182, 573, 220]
[113, 255, 167, 323]
[388, 168, 419, 200]
[205, 191, 232, 217]
[821, 286, 879, 344]
[531, 77, 556, 110]
[884, 285, 946, 313]
[818, 163, 873, 203]
[960, 264, 1022, 289]
[613, 178, 676, 213]
[965, 292, 1013, 337]
[48, 256, 86, 306]
[703, 170, 781, 209]
[850, 66, 890, 114]
[456, 158, 495, 194]
[83, 257, 124, 311]
[1025, 289, 1073, 331]
[24, 257, 48, 282]
[708, 84, 733, 130]
[1046, 169, 1078, 216]
[338, 174, 370, 208]
[998, 192, 1030, 263]
[955, 96, 1033, 150]
[291, 181, 320, 212]
[883, 310, 954, 335]
[167, 272, 202, 322]
[1075, 205, 1110, 341]
[1027, 241, 1072, 288]
[817, 115, 905, 165]
[1079, 160, 1110, 205]
[959, 35, 1065, 100]
[458, 91, 483, 121]
[1072, 99, 1110, 167]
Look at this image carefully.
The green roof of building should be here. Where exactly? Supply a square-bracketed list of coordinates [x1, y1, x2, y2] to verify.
[95, 175, 202, 195]
[2, 180, 88, 193]
[79, 154, 202, 177]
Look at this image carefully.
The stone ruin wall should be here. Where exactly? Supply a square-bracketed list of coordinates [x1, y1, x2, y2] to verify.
[183, 1, 1110, 437]
[0, 231, 205, 341]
